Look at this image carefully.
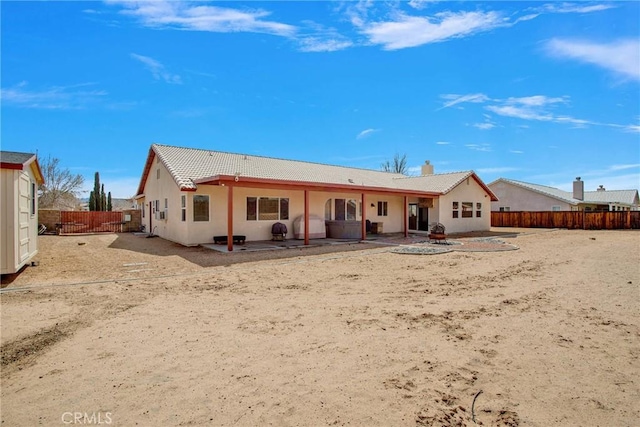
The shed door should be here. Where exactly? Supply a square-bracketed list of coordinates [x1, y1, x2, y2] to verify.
[18, 173, 31, 263]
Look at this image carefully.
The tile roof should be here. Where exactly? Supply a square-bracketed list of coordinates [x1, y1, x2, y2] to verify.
[491, 178, 639, 206]
[138, 144, 497, 199]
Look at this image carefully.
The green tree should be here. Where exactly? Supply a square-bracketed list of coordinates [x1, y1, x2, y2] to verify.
[89, 191, 95, 211]
[92, 172, 101, 211]
[107, 192, 112, 211]
[38, 156, 84, 210]
[381, 153, 408, 175]
[101, 184, 106, 211]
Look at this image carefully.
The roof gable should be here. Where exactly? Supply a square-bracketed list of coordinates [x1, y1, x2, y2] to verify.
[136, 143, 496, 199]
[0, 150, 44, 184]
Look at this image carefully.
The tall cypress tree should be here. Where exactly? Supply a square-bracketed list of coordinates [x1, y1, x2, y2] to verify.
[93, 172, 101, 211]
[107, 192, 112, 211]
[100, 184, 106, 212]
[89, 191, 95, 211]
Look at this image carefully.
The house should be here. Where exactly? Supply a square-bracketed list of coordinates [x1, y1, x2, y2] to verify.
[489, 177, 640, 212]
[1, 151, 44, 274]
[134, 144, 498, 250]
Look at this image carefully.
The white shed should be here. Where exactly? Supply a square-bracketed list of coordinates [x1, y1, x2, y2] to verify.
[1, 151, 44, 275]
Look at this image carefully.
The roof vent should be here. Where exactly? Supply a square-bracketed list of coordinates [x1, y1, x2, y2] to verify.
[348, 179, 354, 183]
[597, 185, 606, 192]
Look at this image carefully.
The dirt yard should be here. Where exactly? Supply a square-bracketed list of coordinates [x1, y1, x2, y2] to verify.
[1, 230, 638, 426]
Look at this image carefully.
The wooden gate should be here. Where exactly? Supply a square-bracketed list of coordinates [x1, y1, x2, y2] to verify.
[59, 211, 125, 234]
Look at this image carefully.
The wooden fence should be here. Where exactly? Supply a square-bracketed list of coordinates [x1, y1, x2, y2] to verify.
[59, 211, 126, 234]
[491, 211, 640, 230]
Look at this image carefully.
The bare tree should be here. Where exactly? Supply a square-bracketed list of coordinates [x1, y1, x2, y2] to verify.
[39, 156, 85, 209]
[381, 153, 408, 175]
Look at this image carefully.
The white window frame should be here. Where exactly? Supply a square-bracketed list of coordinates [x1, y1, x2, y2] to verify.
[377, 201, 388, 217]
[246, 197, 289, 221]
[193, 195, 210, 222]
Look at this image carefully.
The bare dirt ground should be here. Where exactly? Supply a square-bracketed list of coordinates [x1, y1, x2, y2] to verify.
[1, 229, 638, 426]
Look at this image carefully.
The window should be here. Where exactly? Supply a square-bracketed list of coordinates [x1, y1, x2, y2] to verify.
[246, 197, 289, 221]
[499, 207, 510, 212]
[335, 199, 346, 220]
[331, 199, 359, 220]
[462, 202, 473, 218]
[181, 195, 186, 221]
[452, 201, 459, 218]
[324, 199, 332, 220]
[30, 182, 36, 216]
[476, 203, 482, 210]
[377, 201, 388, 216]
[476, 210, 482, 218]
[347, 200, 357, 220]
[552, 206, 561, 212]
[193, 195, 209, 221]
[476, 202, 482, 217]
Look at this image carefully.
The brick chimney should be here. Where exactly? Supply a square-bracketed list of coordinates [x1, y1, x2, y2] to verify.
[573, 177, 584, 200]
[421, 160, 434, 175]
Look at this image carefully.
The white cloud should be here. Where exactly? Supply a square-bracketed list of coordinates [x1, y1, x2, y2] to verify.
[509, 150, 524, 154]
[356, 128, 380, 139]
[0, 81, 107, 109]
[541, 3, 616, 14]
[109, 1, 296, 37]
[435, 141, 451, 145]
[609, 164, 640, 171]
[465, 143, 491, 152]
[545, 38, 640, 81]
[472, 122, 495, 130]
[439, 92, 637, 133]
[360, 11, 505, 50]
[439, 93, 490, 110]
[407, 0, 438, 10]
[298, 37, 353, 52]
[505, 95, 567, 107]
[130, 53, 182, 84]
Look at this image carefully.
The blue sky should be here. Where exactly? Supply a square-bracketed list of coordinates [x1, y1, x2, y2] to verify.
[2, 1, 639, 198]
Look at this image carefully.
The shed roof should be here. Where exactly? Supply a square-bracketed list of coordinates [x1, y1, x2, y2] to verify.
[1, 151, 37, 166]
[136, 144, 498, 200]
[0, 150, 44, 184]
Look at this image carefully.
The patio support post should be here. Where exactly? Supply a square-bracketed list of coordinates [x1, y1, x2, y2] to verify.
[227, 185, 234, 252]
[304, 190, 309, 246]
[361, 193, 367, 241]
[404, 196, 408, 238]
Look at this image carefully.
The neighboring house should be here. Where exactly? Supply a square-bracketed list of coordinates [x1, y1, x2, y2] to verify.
[135, 144, 498, 249]
[1, 151, 44, 274]
[489, 177, 640, 212]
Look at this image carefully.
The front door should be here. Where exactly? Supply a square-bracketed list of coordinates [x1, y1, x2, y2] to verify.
[409, 204, 430, 231]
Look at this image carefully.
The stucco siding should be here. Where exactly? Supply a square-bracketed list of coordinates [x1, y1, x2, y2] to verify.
[490, 181, 573, 211]
[439, 179, 491, 233]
